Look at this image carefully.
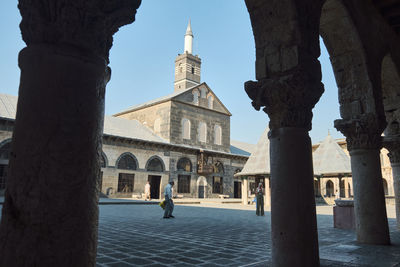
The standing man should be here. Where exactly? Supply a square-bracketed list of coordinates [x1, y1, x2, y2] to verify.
[163, 181, 175, 219]
[144, 181, 151, 201]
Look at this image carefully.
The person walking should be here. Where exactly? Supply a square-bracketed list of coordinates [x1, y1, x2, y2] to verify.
[256, 182, 264, 216]
[145, 181, 151, 201]
[163, 181, 175, 219]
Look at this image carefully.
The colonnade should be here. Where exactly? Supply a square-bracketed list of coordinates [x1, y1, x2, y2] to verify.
[0, 0, 399, 267]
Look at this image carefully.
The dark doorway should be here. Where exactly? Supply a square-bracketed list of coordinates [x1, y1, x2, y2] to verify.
[148, 175, 161, 199]
[198, 185, 205, 198]
[314, 179, 321, 197]
[234, 181, 242, 198]
[326, 180, 334, 197]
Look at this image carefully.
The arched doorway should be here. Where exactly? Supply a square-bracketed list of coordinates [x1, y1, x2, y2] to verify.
[146, 156, 165, 199]
[197, 176, 207, 198]
[116, 153, 138, 197]
[314, 179, 321, 197]
[382, 178, 389, 196]
[177, 157, 192, 195]
[326, 180, 334, 197]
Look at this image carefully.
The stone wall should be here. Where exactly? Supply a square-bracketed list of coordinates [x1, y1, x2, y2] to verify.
[170, 101, 230, 152]
[116, 101, 171, 141]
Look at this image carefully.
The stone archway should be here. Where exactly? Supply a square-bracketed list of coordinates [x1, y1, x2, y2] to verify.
[197, 176, 207, 199]
[326, 180, 334, 197]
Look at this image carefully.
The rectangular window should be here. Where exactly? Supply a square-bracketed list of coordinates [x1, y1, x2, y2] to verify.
[213, 176, 223, 194]
[178, 175, 191, 193]
[118, 173, 134, 193]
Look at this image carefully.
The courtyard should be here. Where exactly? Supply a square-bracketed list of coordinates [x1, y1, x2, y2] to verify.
[93, 202, 400, 267]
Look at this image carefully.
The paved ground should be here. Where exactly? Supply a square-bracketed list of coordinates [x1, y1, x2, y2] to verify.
[96, 203, 400, 267]
[0, 200, 399, 266]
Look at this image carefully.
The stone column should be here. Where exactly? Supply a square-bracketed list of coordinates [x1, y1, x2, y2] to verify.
[245, 67, 323, 267]
[0, 1, 141, 266]
[383, 136, 400, 229]
[242, 177, 249, 205]
[264, 177, 271, 207]
[344, 177, 349, 198]
[335, 116, 390, 244]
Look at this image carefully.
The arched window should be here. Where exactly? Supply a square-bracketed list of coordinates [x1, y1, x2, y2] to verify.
[192, 90, 199, 105]
[179, 63, 183, 73]
[100, 152, 107, 168]
[182, 118, 191, 140]
[214, 125, 222, 145]
[117, 154, 137, 170]
[177, 157, 192, 172]
[146, 157, 164, 172]
[207, 95, 214, 109]
[198, 122, 207, 143]
[200, 87, 207, 98]
[0, 142, 11, 160]
[154, 118, 161, 135]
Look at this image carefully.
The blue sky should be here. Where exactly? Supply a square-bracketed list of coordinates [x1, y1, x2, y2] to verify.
[0, 1, 343, 144]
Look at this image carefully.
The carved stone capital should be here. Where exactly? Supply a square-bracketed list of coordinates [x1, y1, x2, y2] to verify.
[334, 113, 383, 151]
[383, 136, 400, 164]
[18, 0, 141, 63]
[244, 67, 324, 131]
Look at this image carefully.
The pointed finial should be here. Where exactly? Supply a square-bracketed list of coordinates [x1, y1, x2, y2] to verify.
[185, 19, 193, 36]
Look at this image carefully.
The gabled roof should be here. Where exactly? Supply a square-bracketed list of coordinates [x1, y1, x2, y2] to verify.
[114, 82, 231, 116]
[0, 93, 18, 120]
[313, 134, 352, 176]
[104, 116, 168, 143]
[234, 127, 270, 177]
[230, 140, 257, 156]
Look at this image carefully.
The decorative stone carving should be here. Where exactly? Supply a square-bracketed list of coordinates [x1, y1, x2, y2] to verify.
[383, 136, 400, 164]
[18, 0, 141, 63]
[334, 113, 384, 151]
[244, 66, 324, 131]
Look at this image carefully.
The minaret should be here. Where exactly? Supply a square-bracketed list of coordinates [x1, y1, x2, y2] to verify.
[174, 20, 201, 92]
[184, 20, 193, 54]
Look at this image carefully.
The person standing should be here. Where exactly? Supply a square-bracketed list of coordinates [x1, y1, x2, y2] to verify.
[144, 181, 151, 201]
[256, 182, 264, 216]
[163, 181, 175, 219]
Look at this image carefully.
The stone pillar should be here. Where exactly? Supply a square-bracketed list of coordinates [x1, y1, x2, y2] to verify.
[335, 117, 390, 244]
[244, 0, 323, 265]
[264, 177, 271, 207]
[344, 177, 349, 198]
[242, 177, 249, 205]
[245, 66, 323, 267]
[0, 1, 141, 266]
[383, 136, 400, 229]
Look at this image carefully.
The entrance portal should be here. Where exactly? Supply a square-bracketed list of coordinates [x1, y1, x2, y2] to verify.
[148, 175, 161, 199]
[234, 181, 242, 198]
[197, 176, 207, 198]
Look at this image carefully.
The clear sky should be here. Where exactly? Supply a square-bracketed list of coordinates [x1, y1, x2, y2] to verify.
[0, 1, 343, 144]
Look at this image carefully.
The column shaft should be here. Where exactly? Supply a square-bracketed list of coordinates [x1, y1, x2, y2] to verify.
[264, 177, 271, 207]
[242, 178, 249, 205]
[350, 149, 390, 244]
[270, 128, 319, 267]
[0, 45, 106, 266]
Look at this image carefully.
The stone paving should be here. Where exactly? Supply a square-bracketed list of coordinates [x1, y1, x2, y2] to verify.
[96, 203, 400, 267]
[0, 200, 399, 266]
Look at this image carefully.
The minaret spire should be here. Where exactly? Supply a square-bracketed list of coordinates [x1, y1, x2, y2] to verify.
[184, 19, 193, 54]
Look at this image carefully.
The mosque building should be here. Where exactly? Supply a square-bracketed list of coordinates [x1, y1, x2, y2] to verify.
[0, 21, 252, 199]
